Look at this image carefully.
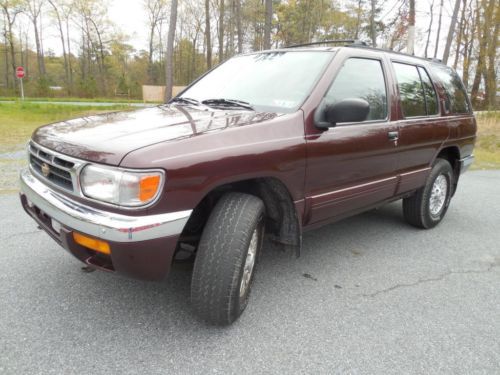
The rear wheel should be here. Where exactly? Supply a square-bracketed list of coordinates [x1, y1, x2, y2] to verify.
[403, 158, 454, 229]
[191, 192, 265, 325]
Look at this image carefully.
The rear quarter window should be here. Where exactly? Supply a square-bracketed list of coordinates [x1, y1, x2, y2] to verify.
[431, 64, 470, 114]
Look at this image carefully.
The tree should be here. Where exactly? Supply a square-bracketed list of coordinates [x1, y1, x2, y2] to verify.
[470, 0, 494, 105]
[263, 0, 272, 49]
[164, 0, 177, 102]
[143, 0, 168, 84]
[433, 0, 443, 58]
[0, 0, 22, 90]
[407, 0, 415, 54]
[235, 0, 242, 53]
[205, 0, 211, 68]
[47, 0, 70, 91]
[369, 0, 376, 46]
[485, 1, 499, 107]
[218, 0, 224, 61]
[424, 0, 434, 58]
[442, 0, 461, 64]
[24, 0, 46, 76]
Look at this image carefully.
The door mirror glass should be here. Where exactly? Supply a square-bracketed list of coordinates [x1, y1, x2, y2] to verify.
[315, 98, 370, 128]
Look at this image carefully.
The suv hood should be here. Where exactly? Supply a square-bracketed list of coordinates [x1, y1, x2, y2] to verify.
[32, 105, 279, 165]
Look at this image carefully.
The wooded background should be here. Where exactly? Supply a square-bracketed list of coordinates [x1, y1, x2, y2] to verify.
[1, 0, 498, 108]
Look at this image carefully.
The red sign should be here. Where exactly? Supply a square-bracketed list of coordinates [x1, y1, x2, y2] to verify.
[16, 67, 25, 79]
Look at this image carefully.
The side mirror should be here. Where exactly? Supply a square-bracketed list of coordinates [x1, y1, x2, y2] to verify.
[314, 98, 370, 129]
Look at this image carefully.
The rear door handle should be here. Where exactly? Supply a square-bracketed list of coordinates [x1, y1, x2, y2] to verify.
[388, 131, 399, 140]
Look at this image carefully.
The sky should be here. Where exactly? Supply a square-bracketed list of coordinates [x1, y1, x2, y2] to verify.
[40, 0, 456, 59]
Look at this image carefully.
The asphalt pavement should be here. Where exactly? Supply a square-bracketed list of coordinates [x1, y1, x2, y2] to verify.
[1, 171, 499, 374]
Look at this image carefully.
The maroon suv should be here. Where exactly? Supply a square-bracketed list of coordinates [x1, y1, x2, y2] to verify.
[20, 44, 476, 325]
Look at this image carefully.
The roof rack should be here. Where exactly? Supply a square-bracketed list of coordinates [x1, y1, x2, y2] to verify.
[344, 44, 447, 65]
[285, 39, 368, 49]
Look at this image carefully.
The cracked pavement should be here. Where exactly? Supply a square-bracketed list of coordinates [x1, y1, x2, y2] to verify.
[1, 170, 499, 374]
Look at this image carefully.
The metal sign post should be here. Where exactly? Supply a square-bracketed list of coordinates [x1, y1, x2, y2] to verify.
[16, 67, 25, 101]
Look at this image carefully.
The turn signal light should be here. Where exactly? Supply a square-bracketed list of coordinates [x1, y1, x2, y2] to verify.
[139, 175, 161, 202]
[73, 232, 111, 255]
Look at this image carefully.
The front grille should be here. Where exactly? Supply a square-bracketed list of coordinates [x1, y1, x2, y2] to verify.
[29, 143, 75, 192]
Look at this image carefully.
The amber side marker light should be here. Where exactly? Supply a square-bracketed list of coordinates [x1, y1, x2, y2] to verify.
[139, 175, 161, 202]
[73, 232, 111, 255]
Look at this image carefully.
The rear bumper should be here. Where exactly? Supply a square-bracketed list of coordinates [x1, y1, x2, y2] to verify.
[459, 155, 475, 174]
[19, 168, 191, 280]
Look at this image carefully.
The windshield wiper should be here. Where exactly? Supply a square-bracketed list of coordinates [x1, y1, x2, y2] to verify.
[169, 97, 202, 106]
[201, 98, 254, 111]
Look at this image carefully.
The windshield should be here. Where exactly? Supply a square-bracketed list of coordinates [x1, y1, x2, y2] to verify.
[179, 51, 334, 113]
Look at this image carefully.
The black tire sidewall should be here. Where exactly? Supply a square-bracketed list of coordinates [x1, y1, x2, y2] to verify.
[235, 214, 265, 315]
[421, 159, 454, 228]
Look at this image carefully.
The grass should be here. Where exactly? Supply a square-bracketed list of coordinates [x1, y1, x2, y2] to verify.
[473, 111, 500, 170]
[0, 101, 130, 152]
[0, 96, 151, 104]
[0, 101, 130, 194]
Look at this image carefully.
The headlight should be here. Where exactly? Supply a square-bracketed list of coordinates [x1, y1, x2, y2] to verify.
[80, 165, 164, 207]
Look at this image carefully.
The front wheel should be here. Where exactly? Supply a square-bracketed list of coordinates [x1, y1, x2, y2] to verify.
[403, 158, 454, 229]
[191, 192, 265, 325]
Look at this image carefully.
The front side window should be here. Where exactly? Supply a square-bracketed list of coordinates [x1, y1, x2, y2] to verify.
[180, 51, 334, 113]
[393, 62, 427, 117]
[325, 58, 388, 121]
[432, 64, 470, 114]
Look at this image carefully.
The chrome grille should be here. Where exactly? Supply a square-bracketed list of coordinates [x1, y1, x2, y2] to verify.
[28, 142, 83, 193]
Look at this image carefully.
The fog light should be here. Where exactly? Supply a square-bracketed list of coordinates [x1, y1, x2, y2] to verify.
[73, 232, 111, 255]
[51, 219, 61, 234]
[27, 199, 34, 208]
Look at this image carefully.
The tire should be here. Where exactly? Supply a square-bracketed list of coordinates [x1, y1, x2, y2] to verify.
[191, 192, 265, 325]
[403, 158, 454, 229]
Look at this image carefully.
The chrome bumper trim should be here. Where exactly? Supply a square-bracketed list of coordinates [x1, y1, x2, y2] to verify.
[20, 168, 191, 242]
[460, 155, 474, 174]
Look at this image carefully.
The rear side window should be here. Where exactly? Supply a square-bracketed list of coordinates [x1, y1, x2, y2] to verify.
[418, 67, 439, 115]
[325, 58, 387, 121]
[393, 62, 426, 117]
[432, 64, 470, 114]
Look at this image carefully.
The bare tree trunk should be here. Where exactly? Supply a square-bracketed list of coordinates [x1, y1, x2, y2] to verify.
[218, 0, 224, 61]
[33, 23, 46, 75]
[205, 0, 212, 69]
[354, 0, 362, 39]
[485, 2, 499, 107]
[236, 0, 242, 53]
[434, 0, 444, 58]
[470, 0, 492, 104]
[148, 23, 156, 83]
[370, 0, 377, 47]
[2, 18, 10, 89]
[407, 0, 415, 54]
[165, 0, 178, 102]
[65, 18, 73, 91]
[442, 0, 461, 64]
[48, 0, 70, 89]
[263, 0, 272, 49]
[453, 0, 467, 69]
[1, 5, 18, 90]
[424, 1, 434, 58]
[25, 0, 47, 78]
[463, 0, 479, 88]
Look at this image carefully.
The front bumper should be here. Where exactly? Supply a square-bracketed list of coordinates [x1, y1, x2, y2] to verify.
[19, 168, 192, 280]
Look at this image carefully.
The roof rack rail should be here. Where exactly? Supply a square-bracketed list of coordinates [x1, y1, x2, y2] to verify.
[344, 44, 448, 65]
[285, 39, 368, 49]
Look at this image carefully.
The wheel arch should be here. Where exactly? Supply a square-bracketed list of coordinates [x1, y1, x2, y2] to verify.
[434, 145, 461, 195]
[180, 176, 302, 255]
